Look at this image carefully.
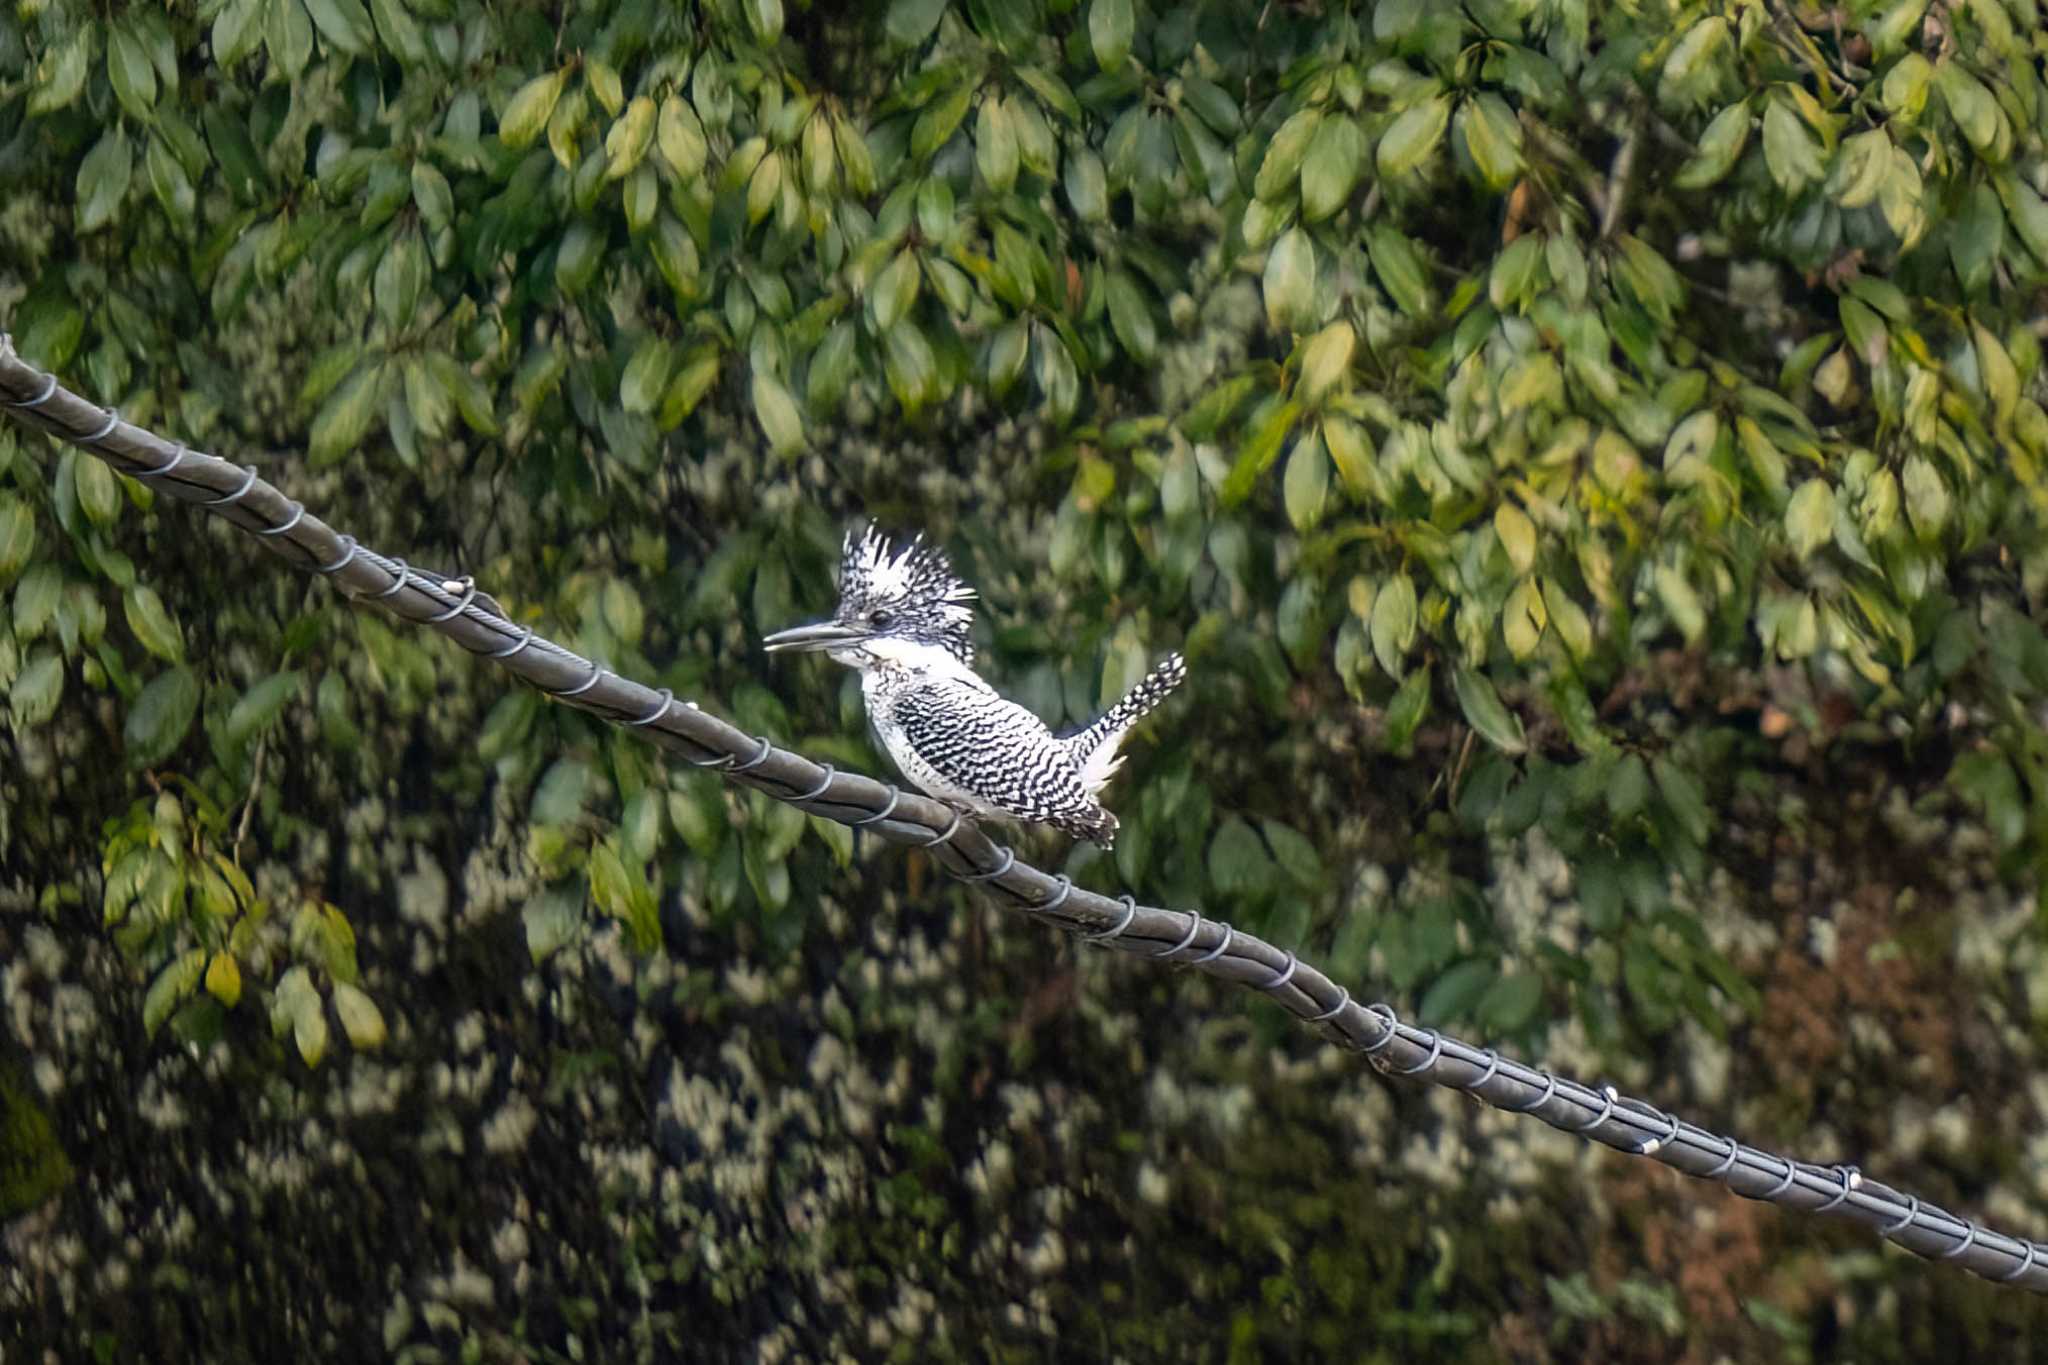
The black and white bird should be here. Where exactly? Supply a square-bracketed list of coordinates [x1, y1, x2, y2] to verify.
[764, 527, 1184, 848]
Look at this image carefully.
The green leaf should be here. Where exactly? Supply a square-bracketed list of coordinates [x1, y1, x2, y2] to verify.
[303, 0, 375, 55]
[1950, 181, 2003, 294]
[1761, 96, 1823, 193]
[125, 667, 198, 766]
[213, 0, 265, 66]
[1420, 959, 1497, 1026]
[1064, 146, 1108, 222]
[605, 94, 657, 180]
[27, 26, 91, 116]
[1323, 415, 1375, 496]
[657, 95, 708, 180]
[205, 951, 243, 1008]
[76, 129, 134, 234]
[648, 215, 701, 302]
[1453, 665, 1527, 754]
[1386, 662, 1431, 751]
[1785, 480, 1834, 561]
[1376, 94, 1451, 179]
[1282, 430, 1329, 532]
[884, 320, 939, 414]
[870, 248, 920, 331]
[1936, 62, 2001, 155]
[1371, 572, 1417, 676]
[911, 81, 972, 162]
[524, 883, 584, 962]
[145, 133, 196, 227]
[1868, 0, 1928, 58]
[752, 368, 806, 455]
[1182, 77, 1239, 137]
[1975, 321, 2019, 426]
[1367, 226, 1432, 317]
[1659, 15, 1728, 92]
[1219, 400, 1299, 508]
[885, 0, 947, 46]
[833, 113, 878, 194]
[1654, 562, 1706, 643]
[1089, 0, 1134, 71]
[1263, 227, 1317, 332]
[1834, 128, 1891, 208]
[502, 70, 568, 149]
[1300, 116, 1366, 221]
[0, 495, 34, 586]
[107, 23, 158, 120]
[331, 981, 387, 1049]
[1673, 100, 1751, 190]
[554, 221, 604, 295]
[227, 671, 303, 746]
[585, 60, 624, 117]
[1652, 756, 1711, 845]
[310, 359, 384, 467]
[592, 582, 643, 652]
[1254, 107, 1323, 201]
[74, 455, 119, 528]
[662, 353, 720, 427]
[1494, 502, 1537, 575]
[144, 948, 208, 1037]
[1542, 578, 1594, 659]
[16, 563, 62, 639]
[124, 585, 184, 662]
[291, 981, 329, 1067]
[1297, 321, 1354, 401]
[1261, 819, 1324, 889]
[373, 229, 427, 334]
[1104, 269, 1156, 360]
[1479, 972, 1544, 1033]
[1995, 173, 2048, 269]
[620, 336, 675, 415]
[1878, 143, 1925, 248]
[1952, 750, 2025, 850]
[975, 95, 1020, 193]
[1457, 93, 1523, 190]
[1488, 234, 1543, 312]
[9, 651, 64, 728]
[1207, 816, 1275, 898]
[744, 0, 784, 43]
[1902, 454, 1948, 540]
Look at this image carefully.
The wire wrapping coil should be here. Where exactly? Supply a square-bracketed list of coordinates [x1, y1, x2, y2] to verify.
[851, 786, 901, 826]
[1157, 910, 1203, 959]
[205, 465, 260, 506]
[1078, 894, 1138, 941]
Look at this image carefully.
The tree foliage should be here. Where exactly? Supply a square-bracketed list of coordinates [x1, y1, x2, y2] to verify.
[4, 0, 2048, 1357]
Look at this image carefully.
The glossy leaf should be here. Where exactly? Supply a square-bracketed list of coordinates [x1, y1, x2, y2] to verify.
[1376, 94, 1450, 179]
[124, 667, 199, 766]
[1089, 0, 1134, 71]
[1453, 665, 1526, 754]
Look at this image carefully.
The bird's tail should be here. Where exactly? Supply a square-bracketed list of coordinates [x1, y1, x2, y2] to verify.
[1064, 652, 1187, 796]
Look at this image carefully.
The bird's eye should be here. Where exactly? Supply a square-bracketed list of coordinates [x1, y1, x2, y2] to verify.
[869, 609, 893, 630]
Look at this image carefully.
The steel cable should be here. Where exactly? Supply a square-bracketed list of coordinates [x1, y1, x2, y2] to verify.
[4, 335, 2042, 1292]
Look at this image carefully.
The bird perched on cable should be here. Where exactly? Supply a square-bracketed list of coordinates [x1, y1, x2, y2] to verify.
[764, 527, 1184, 849]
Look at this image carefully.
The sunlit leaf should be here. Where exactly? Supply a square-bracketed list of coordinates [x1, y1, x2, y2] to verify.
[501, 69, 568, 149]
[1089, 0, 1134, 71]
[1453, 666, 1527, 754]
[1376, 94, 1451, 178]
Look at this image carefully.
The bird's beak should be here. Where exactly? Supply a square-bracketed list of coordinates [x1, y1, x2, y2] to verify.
[763, 620, 868, 653]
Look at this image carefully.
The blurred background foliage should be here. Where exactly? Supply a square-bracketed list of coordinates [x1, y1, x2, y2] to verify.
[4, 0, 2048, 1358]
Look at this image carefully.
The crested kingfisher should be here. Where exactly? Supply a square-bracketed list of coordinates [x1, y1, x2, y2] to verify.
[764, 527, 1184, 848]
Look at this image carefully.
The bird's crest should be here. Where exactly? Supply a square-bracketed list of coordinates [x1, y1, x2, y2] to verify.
[837, 526, 977, 665]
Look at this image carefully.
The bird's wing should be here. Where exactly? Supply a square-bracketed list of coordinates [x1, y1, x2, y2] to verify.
[884, 675, 1093, 826]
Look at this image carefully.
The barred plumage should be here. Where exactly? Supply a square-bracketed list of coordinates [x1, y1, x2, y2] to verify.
[764, 529, 1184, 849]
